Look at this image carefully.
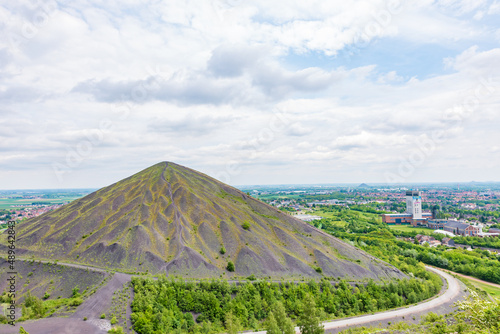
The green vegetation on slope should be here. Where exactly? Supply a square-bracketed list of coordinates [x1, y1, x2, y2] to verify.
[453, 235, 500, 249]
[130, 274, 440, 334]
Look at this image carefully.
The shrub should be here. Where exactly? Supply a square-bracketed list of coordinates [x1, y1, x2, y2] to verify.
[111, 316, 118, 325]
[315, 267, 322, 274]
[43, 292, 50, 300]
[226, 261, 235, 272]
[24, 292, 45, 318]
[108, 326, 125, 334]
[69, 298, 83, 306]
[242, 222, 251, 230]
[101, 313, 106, 319]
[220, 246, 226, 255]
[72, 287, 80, 298]
[422, 312, 442, 323]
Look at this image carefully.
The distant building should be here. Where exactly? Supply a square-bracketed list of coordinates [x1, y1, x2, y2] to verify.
[406, 190, 422, 219]
[382, 213, 413, 224]
[382, 190, 432, 225]
[444, 220, 480, 237]
[415, 234, 440, 247]
[427, 219, 448, 230]
[441, 237, 455, 247]
[429, 239, 441, 247]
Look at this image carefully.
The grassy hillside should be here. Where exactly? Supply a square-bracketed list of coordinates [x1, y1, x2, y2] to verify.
[5, 162, 405, 280]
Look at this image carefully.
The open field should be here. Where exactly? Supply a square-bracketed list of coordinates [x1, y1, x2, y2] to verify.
[430, 265, 500, 300]
[457, 275, 500, 299]
[0, 197, 82, 209]
[310, 208, 381, 221]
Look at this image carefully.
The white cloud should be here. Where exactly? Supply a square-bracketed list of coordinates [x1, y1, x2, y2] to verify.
[0, 0, 499, 188]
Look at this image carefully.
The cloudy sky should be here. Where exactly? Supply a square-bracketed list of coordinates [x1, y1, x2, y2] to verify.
[1, 0, 500, 189]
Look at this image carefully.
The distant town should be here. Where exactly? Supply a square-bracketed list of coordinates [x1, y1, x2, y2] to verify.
[2, 183, 500, 241]
[240, 182, 500, 245]
[0, 189, 92, 229]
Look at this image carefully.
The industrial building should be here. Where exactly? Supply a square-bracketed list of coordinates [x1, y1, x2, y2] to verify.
[381, 190, 483, 237]
[382, 190, 432, 225]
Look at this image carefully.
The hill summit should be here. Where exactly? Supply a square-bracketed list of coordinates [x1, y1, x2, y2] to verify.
[16, 162, 404, 279]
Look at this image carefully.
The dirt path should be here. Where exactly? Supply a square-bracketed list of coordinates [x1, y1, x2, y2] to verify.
[436, 267, 500, 289]
[71, 273, 132, 319]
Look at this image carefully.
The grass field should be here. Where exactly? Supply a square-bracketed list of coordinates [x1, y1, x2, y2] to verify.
[460, 276, 500, 300]
[387, 224, 433, 234]
[310, 209, 381, 221]
[308, 209, 340, 219]
[0, 197, 81, 209]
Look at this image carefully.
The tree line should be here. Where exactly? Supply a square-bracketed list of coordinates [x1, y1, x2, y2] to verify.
[130, 273, 440, 334]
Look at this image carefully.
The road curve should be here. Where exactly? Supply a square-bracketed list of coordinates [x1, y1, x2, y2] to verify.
[249, 266, 461, 334]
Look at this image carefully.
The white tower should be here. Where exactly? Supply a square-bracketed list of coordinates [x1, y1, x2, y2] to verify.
[406, 190, 422, 219]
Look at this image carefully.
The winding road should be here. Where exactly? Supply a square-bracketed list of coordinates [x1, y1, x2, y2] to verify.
[0, 264, 464, 334]
[249, 266, 464, 334]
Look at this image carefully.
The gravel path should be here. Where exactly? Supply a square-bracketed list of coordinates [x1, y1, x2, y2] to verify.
[0, 318, 108, 334]
[437, 267, 500, 289]
[71, 273, 132, 320]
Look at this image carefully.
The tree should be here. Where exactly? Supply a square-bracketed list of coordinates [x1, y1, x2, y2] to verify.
[298, 294, 324, 334]
[274, 301, 295, 334]
[225, 311, 241, 334]
[264, 312, 280, 334]
[227, 261, 235, 272]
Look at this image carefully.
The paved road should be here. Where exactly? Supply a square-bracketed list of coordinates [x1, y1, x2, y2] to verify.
[249, 266, 463, 334]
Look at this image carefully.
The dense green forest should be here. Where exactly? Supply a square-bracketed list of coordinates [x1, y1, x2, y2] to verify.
[130, 271, 441, 334]
[453, 235, 500, 249]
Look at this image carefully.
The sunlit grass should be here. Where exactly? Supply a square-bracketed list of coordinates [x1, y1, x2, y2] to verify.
[387, 225, 433, 234]
[460, 277, 500, 300]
